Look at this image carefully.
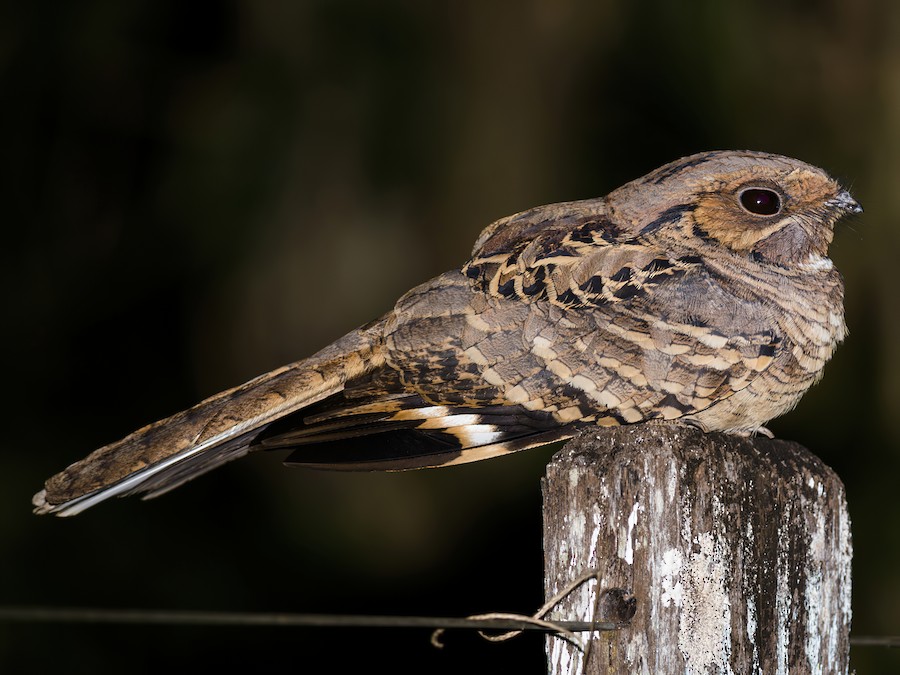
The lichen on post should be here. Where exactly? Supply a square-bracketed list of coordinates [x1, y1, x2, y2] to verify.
[542, 425, 852, 674]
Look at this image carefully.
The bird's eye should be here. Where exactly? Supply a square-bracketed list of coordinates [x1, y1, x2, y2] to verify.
[739, 188, 782, 216]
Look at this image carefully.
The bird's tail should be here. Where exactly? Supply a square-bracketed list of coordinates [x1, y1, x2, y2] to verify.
[32, 319, 387, 517]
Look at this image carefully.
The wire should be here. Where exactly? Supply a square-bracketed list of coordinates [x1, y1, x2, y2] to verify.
[0, 606, 619, 632]
[0, 606, 895, 648]
[849, 636, 900, 648]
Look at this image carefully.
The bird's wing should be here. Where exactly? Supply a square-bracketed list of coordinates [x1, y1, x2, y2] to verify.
[256, 366, 573, 471]
[266, 207, 783, 471]
[458, 206, 784, 429]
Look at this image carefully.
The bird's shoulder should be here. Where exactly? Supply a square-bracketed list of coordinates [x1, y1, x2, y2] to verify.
[462, 197, 703, 311]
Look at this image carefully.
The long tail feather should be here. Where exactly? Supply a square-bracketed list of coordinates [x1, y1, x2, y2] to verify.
[32, 321, 386, 516]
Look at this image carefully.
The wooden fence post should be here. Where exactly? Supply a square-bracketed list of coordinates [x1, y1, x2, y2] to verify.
[542, 425, 852, 674]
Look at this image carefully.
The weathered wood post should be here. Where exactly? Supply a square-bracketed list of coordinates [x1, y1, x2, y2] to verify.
[542, 425, 852, 674]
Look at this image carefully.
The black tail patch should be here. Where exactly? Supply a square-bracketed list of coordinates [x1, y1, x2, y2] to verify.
[253, 395, 573, 470]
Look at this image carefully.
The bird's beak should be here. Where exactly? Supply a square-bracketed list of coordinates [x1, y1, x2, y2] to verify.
[829, 190, 863, 214]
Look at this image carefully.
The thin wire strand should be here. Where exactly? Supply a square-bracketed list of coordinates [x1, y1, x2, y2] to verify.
[849, 636, 900, 648]
[0, 606, 894, 648]
[0, 606, 617, 633]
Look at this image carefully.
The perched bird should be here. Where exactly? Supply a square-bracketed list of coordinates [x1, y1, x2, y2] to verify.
[33, 150, 860, 517]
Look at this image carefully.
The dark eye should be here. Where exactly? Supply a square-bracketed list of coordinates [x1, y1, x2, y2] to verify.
[739, 188, 782, 216]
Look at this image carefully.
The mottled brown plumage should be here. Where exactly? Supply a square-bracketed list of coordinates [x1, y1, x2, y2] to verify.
[33, 150, 860, 516]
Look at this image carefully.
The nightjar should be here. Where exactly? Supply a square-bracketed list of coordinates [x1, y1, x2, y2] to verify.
[34, 150, 860, 516]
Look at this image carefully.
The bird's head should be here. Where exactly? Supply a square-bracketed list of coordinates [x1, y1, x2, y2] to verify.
[607, 150, 862, 267]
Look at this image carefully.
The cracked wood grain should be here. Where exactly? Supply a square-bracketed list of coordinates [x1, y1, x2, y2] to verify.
[542, 425, 851, 675]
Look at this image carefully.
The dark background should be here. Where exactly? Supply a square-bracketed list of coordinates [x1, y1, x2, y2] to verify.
[2, 1, 897, 672]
